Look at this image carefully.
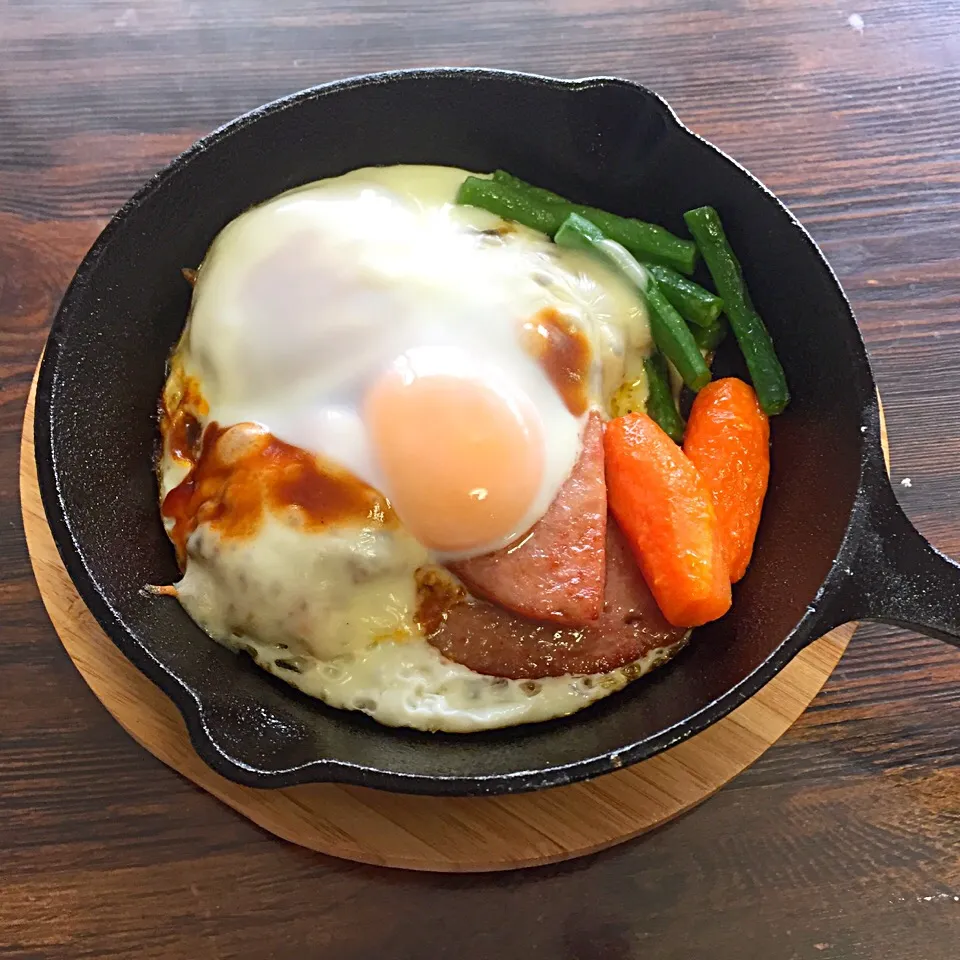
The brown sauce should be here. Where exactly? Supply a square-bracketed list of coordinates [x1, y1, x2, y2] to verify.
[160, 376, 208, 464]
[161, 419, 396, 568]
[521, 306, 591, 416]
[414, 566, 466, 636]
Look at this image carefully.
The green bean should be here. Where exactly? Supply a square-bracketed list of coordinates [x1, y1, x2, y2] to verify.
[493, 172, 704, 278]
[692, 316, 729, 354]
[456, 177, 563, 236]
[456, 176, 698, 275]
[492, 169, 567, 203]
[643, 352, 686, 442]
[491, 173, 724, 327]
[683, 206, 790, 415]
[555, 213, 711, 392]
[644, 264, 723, 328]
[609, 377, 647, 419]
[490, 177, 723, 324]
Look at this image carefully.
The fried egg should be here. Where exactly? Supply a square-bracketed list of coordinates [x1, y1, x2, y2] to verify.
[158, 165, 678, 732]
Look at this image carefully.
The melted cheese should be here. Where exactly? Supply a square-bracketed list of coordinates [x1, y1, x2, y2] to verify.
[158, 165, 674, 732]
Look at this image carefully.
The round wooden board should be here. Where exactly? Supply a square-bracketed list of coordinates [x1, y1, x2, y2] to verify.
[21, 365, 861, 872]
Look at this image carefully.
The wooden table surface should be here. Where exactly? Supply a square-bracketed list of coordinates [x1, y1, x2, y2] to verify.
[2, 1, 959, 957]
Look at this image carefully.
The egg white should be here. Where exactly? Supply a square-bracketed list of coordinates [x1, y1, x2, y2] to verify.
[175, 165, 652, 557]
[160, 165, 678, 733]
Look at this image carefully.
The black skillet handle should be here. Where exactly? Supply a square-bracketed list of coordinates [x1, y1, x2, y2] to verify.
[826, 476, 960, 648]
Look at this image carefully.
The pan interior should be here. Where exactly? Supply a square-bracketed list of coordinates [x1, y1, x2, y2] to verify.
[38, 71, 872, 791]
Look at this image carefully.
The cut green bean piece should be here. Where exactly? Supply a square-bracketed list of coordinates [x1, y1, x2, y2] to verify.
[683, 206, 790, 414]
[644, 264, 723, 328]
[555, 213, 711, 392]
[456, 175, 698, 275]
[493, 171, 701, 277]
[492, 173, 722, 323]
[609, 377, 647, 419]
[643, 352, 686, 442]
[456, 176, 563, 236]
[692, 317, 729, 354]
[493, 169, 566, 203]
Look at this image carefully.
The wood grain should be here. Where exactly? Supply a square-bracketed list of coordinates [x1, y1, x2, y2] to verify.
[2, 0, 959, 955]
[19, 368, 855, 872]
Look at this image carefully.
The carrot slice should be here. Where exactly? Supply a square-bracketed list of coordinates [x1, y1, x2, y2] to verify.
[683, 378, 770, 583]
[604, 413, 731, 627]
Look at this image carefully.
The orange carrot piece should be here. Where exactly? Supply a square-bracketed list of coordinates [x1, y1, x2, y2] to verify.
[604, 413, 731, 628]
[683, 378, 770, 583]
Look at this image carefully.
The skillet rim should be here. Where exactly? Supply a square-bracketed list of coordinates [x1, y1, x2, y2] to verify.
[34, 66, 882, 796]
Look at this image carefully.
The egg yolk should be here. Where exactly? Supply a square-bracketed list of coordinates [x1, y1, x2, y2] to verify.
[365, 372, 545, 553]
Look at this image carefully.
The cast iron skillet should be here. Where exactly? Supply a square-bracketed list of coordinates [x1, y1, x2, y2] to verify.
[35, 68, 960, 797]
